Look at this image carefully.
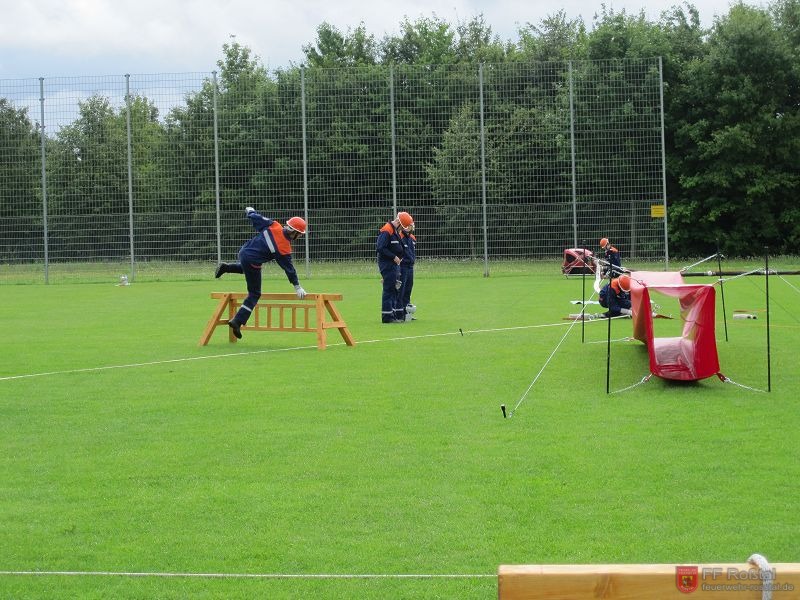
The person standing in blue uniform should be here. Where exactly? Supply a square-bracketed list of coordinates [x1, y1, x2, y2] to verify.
[399, 220, 416, 321]
[376, 212, 413, 323]
[215, 207, 307, 339]
[599, 237, 623, 278]
[599, 274, 632, 318]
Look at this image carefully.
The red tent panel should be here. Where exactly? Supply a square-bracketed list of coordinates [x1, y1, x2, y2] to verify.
[629, 271, 720, 381]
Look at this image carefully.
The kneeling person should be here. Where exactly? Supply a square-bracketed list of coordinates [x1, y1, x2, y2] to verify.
[599, 274, 632, 318]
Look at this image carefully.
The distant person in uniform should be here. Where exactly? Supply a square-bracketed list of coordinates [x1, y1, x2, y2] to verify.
[399, 220, 416, 321]
[214, 207, 307, 339]
[376, 212, 413, 323]
[599, 237, 623, 278]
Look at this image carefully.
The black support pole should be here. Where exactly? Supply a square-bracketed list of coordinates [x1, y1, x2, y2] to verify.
[717, 241, 728, 342]
[765, 247, 771, 392]
[581, 241, 587, 343]
[606, 313, 612, 394]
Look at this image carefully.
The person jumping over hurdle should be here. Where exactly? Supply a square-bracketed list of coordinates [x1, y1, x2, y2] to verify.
[214, 207, 307, 339]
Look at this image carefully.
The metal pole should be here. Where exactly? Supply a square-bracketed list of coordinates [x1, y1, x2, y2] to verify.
[658, 57, 669, 269]
[569, 61, 578, 248]
[125, 74, 136, 281]
[478, 64, 489, 277]
[39, 77, 49, 284]
[212, 71, 222, 265]
[716, 242, 728, 342]
[581, 241, 587, 344]
[765, 247, 771, 392]
[389, 65, 397, 217]
[606, 312, 612, 394]
[301, 67, 310, 276]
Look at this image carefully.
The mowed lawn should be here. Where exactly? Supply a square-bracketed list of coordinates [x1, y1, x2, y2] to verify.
[1, 265, 798, 599]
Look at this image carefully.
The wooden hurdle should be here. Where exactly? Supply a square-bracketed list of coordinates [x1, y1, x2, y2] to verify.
[198, 292, 355, 350]
[498, 563, 800, 599]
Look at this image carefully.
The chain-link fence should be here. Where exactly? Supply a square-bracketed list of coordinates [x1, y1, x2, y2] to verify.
[0, 59, 667, 283]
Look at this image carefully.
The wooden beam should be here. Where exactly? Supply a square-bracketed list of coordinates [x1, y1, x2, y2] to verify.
[498, 563, 800, 599]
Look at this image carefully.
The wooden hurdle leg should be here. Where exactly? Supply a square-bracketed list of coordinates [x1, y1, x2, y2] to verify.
[315, 295, 327, 349]
[198, 293, 233, 346]
[323, 298, 356, 347]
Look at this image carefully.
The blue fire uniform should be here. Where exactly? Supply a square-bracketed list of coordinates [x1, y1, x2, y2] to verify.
[604, 245, 623, 278]
[227, 210, 300, 326]
[599, 277, 631, 317]
[376, 221, 404, 322]
[399, 230, 416, 316]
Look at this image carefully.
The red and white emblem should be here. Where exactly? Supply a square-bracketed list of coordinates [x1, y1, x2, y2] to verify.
[676, 565, 699, 594]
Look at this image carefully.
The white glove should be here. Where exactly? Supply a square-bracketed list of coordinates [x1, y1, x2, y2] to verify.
[245, 206, 255, 214]
[294, 285, 306, 299]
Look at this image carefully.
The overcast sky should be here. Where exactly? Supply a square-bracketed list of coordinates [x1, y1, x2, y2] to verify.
[0, 0, 761, 79]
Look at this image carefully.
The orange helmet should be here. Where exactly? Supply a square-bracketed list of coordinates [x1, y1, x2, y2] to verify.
[600, 237, 609, 249]
[397, 211, 414, 229]
[286, 216, 307, 235]
[618, 274, 631, 292]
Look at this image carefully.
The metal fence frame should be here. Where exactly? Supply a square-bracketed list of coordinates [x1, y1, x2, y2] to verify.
[1, 59, 668, 283]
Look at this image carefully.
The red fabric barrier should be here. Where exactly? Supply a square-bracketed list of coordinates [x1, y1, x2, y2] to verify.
[629, 271, 720, 381]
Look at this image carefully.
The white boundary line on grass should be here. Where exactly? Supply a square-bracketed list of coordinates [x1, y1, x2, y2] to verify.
[0, 570, 494, 579]
[0, 320, 582, 382]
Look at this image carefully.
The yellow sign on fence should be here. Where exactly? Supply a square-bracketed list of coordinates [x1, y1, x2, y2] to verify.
[650, 204, 666, 218]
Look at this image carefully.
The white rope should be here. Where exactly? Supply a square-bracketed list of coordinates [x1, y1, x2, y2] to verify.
[679, 252, 722, 273]
[0, 321, 579, 383]
[714, 268, 765, 284]
[509, 291, 599, 417]
[609, 373, 652, 394]
[747, 553, 773, 600]
[719, 375, 767, 393]
[585, 336, 633, 345]
[778, 274, 800, 295]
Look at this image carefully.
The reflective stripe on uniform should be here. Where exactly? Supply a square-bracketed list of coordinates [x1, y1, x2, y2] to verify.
[262, 231, 276, 254]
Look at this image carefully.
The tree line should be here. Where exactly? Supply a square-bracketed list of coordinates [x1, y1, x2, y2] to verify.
[1, 1, 798, 261]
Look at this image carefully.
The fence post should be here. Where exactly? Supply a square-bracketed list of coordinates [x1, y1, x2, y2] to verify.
[569, 61, 578, 249]
[658, 56, 669, 269]
[389, 65, 397, 217]
[301, 66, 310, 276]
[38, 77, 49, 284]
[212, 71, 222, 266]
[125, 74, 136, 281]
[478, 64, 489, 277]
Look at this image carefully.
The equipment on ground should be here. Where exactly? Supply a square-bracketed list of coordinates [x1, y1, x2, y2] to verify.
[561, 248, 596, 276]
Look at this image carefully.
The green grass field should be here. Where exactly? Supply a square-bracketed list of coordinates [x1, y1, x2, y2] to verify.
[1, 262, 799, 599]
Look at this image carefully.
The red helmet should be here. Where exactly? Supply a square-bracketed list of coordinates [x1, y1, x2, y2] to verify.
[397, 211, 414, 229]
[618, 274, 631, 292]
[286, 216, 307, 234]
[600, 237, 609, 249]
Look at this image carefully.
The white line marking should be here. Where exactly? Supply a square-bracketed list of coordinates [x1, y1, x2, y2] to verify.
[0, 570, 494, 579]
[0, 321, 575, 382]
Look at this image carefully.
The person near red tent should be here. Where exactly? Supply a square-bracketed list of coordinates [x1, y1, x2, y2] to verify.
[599, 237, 624, 278]
[599, 273, 632, 318]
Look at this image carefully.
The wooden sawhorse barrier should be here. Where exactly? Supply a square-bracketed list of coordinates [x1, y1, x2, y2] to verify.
[199, 292, 355, 350]
[498, 563, 800, 599]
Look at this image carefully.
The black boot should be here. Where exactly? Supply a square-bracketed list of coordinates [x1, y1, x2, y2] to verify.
[228, 319, 242, 339]
[215, 263, 228, 279]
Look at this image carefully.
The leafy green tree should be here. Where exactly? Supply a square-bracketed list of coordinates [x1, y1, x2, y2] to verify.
[514, 11, 588, 62]
[0, 99, 41, 260]
[303, 23, 378, 67]
[670, 3, 800, 255]
[46, 96, 130, 259]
